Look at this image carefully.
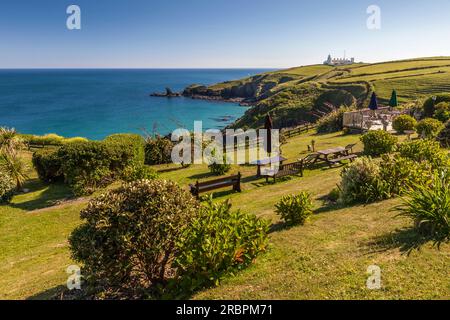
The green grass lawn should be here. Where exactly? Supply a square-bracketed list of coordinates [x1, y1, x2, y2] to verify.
[0, 131, 449, 300]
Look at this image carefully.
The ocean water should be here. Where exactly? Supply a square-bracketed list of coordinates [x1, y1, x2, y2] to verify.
[0, 69, 270, 140]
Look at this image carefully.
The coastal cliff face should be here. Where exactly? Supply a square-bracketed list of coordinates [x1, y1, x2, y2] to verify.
[182, 57, 450, 129]
[183, 65, 367, 128]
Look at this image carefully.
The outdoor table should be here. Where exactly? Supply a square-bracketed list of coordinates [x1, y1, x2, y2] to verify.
[314, 147, 347, 166]
[252, 155, 288, 177]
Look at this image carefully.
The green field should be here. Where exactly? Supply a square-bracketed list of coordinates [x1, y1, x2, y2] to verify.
[1, 131, 449, 300]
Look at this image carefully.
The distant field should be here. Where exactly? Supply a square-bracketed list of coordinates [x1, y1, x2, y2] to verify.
[373, 71, 450, 102]
[346, 58, 450, 76]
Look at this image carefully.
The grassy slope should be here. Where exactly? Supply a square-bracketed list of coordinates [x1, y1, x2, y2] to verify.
[1, 131, 449, 300]
[202, 57, 450, 128]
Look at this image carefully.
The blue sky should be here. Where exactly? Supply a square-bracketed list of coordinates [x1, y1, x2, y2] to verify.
[1, 0, 450, 68]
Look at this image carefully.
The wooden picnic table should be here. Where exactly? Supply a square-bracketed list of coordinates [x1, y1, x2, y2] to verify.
[251, 155, 288, 177]
[313, 147, 349, 166]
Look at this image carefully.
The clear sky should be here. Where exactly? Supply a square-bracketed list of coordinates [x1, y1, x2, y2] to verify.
[1, 0, 450, 68]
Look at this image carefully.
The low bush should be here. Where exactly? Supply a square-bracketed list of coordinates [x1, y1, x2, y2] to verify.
[275, 192, 314, 226]
[175, 199, 269, 293]
[392, 115, 417, 133]
[69, 179, 199, 298]
[104, 134, 145, 172]
[422, 94, 450, 117]
[0, 169, 15, 203]
[62, 137, 89, 144]
[208, 156, 232, 176]
[316, 106, 352, 133]
[144, 135, 173, 165]
[121, 164, 158, 182]
[433, 102, 450, 123]
[57, 141, 112, 195]
[416, 118, 445, 139]
[395, 170, 450, 240]
[21, 134, 88, 146]
[360, 130, 398, 157]
[339, 157, 387, 204]
[25, 133, 65, 146]
[397, 139, 449, 169]
[378, 154, 432, 197]
[437, 120, 450, 148]
[32, 149, 63, 182]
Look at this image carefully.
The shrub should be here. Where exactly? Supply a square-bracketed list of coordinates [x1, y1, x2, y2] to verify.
[69, 179, 199, 297]
[1, 127, 25, 155]
[144, 135, 173, 165]
[0, 169, 15, 203]
[32, 149, 63, 182]
[416, 118, 445, 139]
[378, 154, 432, 197]
[397, 139, 449, 169]
[433, 102, 450, 123]
[360, 130, 398, 157]
[175, 199, 269, 293]
[392, 115, 417, 133]
[339, 157, 387, 204]
[422, 94, 450, 117]
[0, 153, 28, 190]
[104, 134, 145, 172]
[57, 141, 112, 195]
[121, 164, 158, 182]
[62, 137, 89, 144]
[316, 106, 352, 133]
[395, 170, 450, 240]
[208, 154, 232, 176]
[437, 120, 450, 148]
[22, 133, 65, 146]
[275, 192, 314, 226]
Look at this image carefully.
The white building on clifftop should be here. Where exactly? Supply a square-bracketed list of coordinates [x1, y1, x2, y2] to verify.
[324, 54, 355, 66]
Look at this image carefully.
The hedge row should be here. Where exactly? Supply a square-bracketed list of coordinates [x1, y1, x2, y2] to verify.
[32, 134, 147, 195]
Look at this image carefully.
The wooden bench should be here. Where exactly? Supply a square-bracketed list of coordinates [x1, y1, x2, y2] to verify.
[328, 154, 358, 165]
[262, 162, 303, 183]
[190, 173, 242, 198]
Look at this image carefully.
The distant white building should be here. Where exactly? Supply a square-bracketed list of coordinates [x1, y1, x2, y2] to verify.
[324, 54, 355, 66]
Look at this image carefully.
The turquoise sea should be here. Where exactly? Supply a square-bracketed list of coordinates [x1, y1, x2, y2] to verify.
[0, 69, 270, 140]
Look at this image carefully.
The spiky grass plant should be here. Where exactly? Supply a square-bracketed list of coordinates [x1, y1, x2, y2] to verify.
[395, 170, 450, 240]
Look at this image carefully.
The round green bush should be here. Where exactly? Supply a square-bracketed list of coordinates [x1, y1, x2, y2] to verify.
[175, 199, 269, 293]
[144, 135, 173, 165]
[208, 154, 231, 176]
[416, 118, 445, 139]
[339, 157, 384, 204]
[57, 141, 112, 195]
[0, 169, 15, 203]
[104, 133, 146, 171]
[434, 102, 450, 123]
[32, 149, 63, 182]
[69, 179, 199, 297]
[360, 130, 398, 157]
[392, 115, 417, 133]
[437, 120, 450, 148]
[275, 192, 314, 226]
